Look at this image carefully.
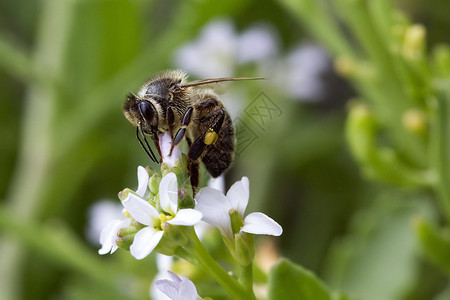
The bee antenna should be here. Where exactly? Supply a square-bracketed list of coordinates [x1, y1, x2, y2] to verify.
[179, 77, 265, 88]
[136, 126, 159, 163]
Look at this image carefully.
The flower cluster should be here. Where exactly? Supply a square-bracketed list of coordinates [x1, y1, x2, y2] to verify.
[99, 133, 201, 259]
[99, 166, 202, 259]
[98, 132, 283, 299]
[174, 18, 331, 102]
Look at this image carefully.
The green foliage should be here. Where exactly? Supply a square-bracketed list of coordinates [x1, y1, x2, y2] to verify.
[2, 0, 450, 299]
[414, 217, 450, 276]
[268, 259, 331, 300]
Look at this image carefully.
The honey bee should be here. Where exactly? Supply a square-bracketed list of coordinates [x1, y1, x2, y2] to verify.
[123, 70, 262, 191]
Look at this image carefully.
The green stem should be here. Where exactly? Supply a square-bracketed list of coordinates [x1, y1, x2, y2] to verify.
[183, 231, 254, 300]
[430, 93, 450, 221]
[277, 0, 354, 57]
[0, 1, 74, 299]
[238, 263, 254, 295]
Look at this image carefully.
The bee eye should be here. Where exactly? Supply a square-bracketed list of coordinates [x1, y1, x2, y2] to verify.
[138, 100, 154, 122]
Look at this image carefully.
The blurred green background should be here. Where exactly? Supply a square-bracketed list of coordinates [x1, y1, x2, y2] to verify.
[1, 0, 450, 299]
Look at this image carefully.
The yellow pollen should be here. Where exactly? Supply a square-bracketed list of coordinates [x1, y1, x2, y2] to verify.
[159, 213, 174, 223]
[204, 129, 219, 145]
[124, 210, 131, 218]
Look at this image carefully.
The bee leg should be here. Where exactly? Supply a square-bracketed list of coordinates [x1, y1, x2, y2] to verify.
[189, 161, 200, 195]
[186, 136, 192, 147]
[187, 110, 225, 190]
[167, 107, 175, 138]
[188, 109, 225, 161]
[171, 107, 193, 155]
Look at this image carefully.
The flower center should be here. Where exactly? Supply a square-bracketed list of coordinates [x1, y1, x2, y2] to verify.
[159, 213, 174, 224]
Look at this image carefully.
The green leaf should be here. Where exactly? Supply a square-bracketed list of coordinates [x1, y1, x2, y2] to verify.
[268, 259, 331, 300]
[324, 193, 434, 300]
[413, 216, 450, 276]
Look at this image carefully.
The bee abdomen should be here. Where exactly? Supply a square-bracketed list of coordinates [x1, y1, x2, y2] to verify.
[201, 116, 234, 177]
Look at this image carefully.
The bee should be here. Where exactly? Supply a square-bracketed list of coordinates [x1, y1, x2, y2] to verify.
[123, 70, 262, 191]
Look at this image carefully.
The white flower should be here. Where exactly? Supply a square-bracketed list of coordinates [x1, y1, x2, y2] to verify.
[155, 271, 202, 300]
[237, 25, 278, 64]
[87, 200, 124, 246]
[174, 18, 278, 79]
[265, 43, 330, 102]
[150, 254, 174, 300]
[136, 165, 150, 198]
[159, 132, 181, 168]
[98, 218, 131, 255]
[195, 177, 282, 241]
[174, 19, 237, 78]
[98, 166, 150, 255]
[207, 174, 225, 193]
[123, 172, 202, 259]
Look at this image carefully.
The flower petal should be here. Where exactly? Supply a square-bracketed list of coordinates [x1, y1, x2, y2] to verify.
[123, 193, 159, 226]
[241, 212, 283, 236]
[165, 145, 181, 168]
[155, 272, 200, 300]
[159, 133, 181, 168]
[167, 209, 202, 226]
[159, 172, 178, 215]
[178, 275, 201, 300]
[136, 166, 149, 198]
[195, 187, 232, 240]
[159, 132, 172, 159]
[155, 279, 179, 299]
[98, 218, 130, 255]
[226, 176, 249, 217]
[167, 270, 182, 286]
[207, 175, 225, 193]
[130, 227, 164, 260]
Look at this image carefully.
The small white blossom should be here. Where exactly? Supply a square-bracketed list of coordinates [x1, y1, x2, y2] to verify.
[123, 172, 202, 259]
[159, 132, 181, 168]
[174, 18, 278, 79]
[207, 174, 225, 193]
[98, 166, 153, 255]
[237, 25, 278, 63]
[265, 43, 330, 101]
[155, 271, 202, 300]
[98, 218, 130, 255]
[136, 165, 150, 198]
[195, 177, 282, 241]
[87, 200, 124, 246]
[150, 254, 174, 300]
[174, 19, 237, 78]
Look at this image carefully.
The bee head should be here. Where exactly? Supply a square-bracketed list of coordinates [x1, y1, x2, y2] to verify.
[123, 93, 159, 134]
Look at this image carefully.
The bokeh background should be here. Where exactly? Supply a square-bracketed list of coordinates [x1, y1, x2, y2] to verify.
[1, 0, 450, 299]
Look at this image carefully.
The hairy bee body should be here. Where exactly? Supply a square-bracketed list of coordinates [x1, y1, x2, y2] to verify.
[189, 93, 234, 177]
[123, 70, 235, 186]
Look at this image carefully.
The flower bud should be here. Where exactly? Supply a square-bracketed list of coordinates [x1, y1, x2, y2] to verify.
[145, 166, 154, 177]
[403, 24, 426, 60]
[334, 56, 374, 80]
[118, 188, 133, 201]
[149, 173, 161, 195]
[402, 109, 426, 135]
[334, 56, 357, 77]
[116, 226, 137, 250]
[346, 102, 377, 163]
